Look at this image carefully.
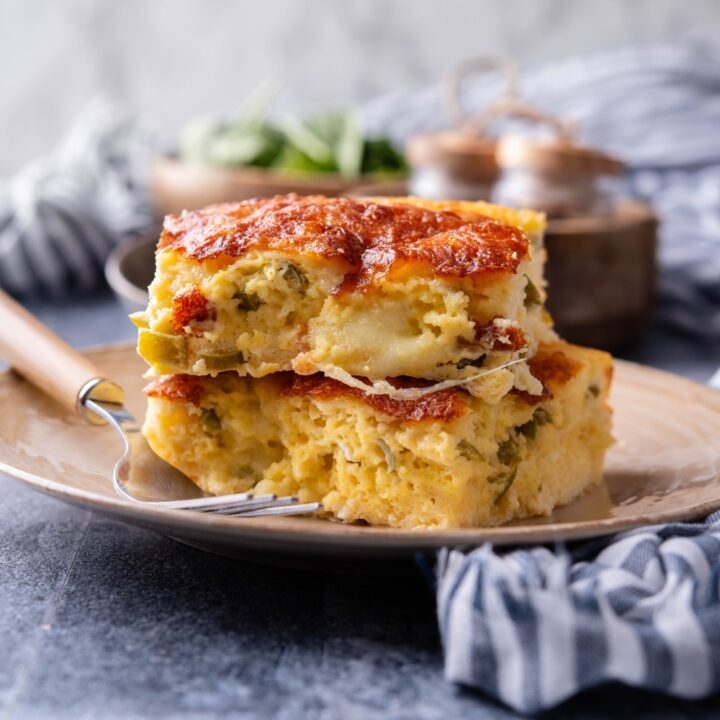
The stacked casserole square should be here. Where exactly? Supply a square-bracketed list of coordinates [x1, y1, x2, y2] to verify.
[134, 195, 613, 529]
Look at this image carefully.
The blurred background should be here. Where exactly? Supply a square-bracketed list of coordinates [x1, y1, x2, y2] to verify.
[2, 0, 720, 377]
[3, 0, 720, 172]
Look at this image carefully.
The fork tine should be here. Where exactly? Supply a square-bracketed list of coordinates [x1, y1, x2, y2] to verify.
[127, 490, 318, 518]
[145, 491, 255, 511]
[200, 494, 281, 514]
[236, 502, 323, 518]
[220, 495, 300, 515]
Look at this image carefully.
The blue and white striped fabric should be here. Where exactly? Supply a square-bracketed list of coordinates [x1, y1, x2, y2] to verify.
[0, 100, 153, 296]
[364, 43, 720, 338]
[437, 513, 720, 713]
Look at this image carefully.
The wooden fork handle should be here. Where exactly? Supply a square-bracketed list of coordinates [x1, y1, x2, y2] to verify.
[0, 289, 125, 422]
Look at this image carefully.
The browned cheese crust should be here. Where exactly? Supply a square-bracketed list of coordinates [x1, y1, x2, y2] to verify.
[159, 194, 529, 295]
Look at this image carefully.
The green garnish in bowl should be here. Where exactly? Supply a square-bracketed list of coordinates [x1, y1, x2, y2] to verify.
[179, 94, 406, 178]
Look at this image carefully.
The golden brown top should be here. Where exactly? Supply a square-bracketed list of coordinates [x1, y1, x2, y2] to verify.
[170, 286, 216, 334]
[145, 375, 206, 407]
[473, 320, 527, 352]
[529, 347, 582, 388]
[513, 345, 582, 405]
[159, 194, 528, 289]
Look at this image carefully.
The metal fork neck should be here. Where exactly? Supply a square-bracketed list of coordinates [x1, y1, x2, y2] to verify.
[78, 377, 131, 426]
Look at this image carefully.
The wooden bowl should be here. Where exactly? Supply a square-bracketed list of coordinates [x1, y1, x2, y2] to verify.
[105, 233, 157, 313]
[544, 200, 657, 350]
[151, 157, 407, 216]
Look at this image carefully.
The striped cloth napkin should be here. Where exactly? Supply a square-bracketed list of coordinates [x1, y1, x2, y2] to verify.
[0, 99, 153, 296]
[436, 514, 720, 713]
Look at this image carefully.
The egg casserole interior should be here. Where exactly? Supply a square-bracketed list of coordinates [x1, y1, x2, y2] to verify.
[142, 341, 612, 529]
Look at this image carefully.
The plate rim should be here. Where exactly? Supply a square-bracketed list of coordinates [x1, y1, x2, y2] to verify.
[2, 342, 720, 555]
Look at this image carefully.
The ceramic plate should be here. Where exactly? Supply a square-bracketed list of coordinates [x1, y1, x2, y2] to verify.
[2, 344, 720, 560]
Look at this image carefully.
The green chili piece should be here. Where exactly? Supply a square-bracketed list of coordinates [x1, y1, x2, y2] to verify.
[283, 263, 309, 288]
[492, 469, 517, 503]
[518, 418, 538, 440]
[138, 328, 186, 367]
[458, 439, 482, 461]
[456, 354, 486, 370]
[497, 437, 519, 465]
[524, 276, 542, 307]
[198, 351, 246, 372]
[233, 290, 263, 311]
[201, 408, 222, 435]
[517, 407, 553, 441]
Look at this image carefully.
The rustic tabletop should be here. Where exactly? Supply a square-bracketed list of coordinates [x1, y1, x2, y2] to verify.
[2, 291, 720, 719]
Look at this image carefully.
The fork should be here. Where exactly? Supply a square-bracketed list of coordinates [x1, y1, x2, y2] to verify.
[0, 290, 322, 518]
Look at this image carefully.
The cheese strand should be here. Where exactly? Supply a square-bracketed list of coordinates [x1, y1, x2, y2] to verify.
[319, 358, 526, 400]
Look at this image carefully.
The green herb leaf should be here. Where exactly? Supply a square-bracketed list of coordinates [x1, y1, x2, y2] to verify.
[207, 127, 284, 168]
[517, 407, 553, 441]
[233, 290, 263, 311]
[361, 137, 407, 174]
[334, 112, 364, 177]
[497, 437, 519, 465]
[517, 418, 538, 440]
[491, 469, 517, 503]
[179, 102, 406, 176]
[281, 116, 335, 166]
[458, 439, 482, 461]
[201, 408, 222, 435]
[524, 276, 542, 307]
[283, 263, 309, 289]
[456, 354, 486, 370]
[198, 350, 245, 372]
